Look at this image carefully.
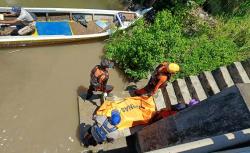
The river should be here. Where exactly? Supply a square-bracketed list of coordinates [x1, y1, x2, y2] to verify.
[0, 1, 127, 153]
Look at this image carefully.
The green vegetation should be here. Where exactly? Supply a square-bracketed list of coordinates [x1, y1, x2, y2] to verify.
[105, 1, 250, 80]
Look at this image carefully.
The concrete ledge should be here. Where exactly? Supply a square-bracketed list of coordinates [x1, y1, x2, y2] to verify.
[215, 147, 250, 153]
[136, 84, 250, 153]
[146, 128, 250, 153]
[237, 83, 250, 111]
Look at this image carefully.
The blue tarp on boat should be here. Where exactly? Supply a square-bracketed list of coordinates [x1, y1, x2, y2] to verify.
[36, 22, 72, 36]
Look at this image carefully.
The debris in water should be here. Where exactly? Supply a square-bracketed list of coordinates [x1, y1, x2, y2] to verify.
[8, 49, 22, 54]
[3, 139, 7, 141]
[68, 136, 74, 142]
[13, 115, 18, 119]
[2, 130, 6, 133]
[0, 144, 3, 146]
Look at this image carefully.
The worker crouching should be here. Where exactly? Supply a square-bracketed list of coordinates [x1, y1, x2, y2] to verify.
[0, 6, 36, 35]
[86, 59, 114, 100]
[80, 110, 122, 147]
[135, 62, 180, 96]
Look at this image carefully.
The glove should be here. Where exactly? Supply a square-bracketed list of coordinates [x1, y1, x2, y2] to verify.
[103, 92, 108, 98]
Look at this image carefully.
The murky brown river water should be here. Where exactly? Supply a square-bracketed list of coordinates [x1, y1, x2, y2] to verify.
[0, 1, 127, 153]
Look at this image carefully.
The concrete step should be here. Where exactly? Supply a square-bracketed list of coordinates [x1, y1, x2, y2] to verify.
[241, 59, 250, 78]
[198, 71, 220, 96]
[234, 62, 250, 83]
[153, 90, 166, 110]
[164, 82, 178, 106]
[185, 77, 199, 101]
[159, 59, 249, 109]
[212, 66, 234, 90]
[186, 76, 207, 101]
[173, 79, 192, 104]
[227, 62, 250, 84]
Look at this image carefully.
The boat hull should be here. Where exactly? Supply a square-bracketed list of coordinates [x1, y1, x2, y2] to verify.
[0, 35, 109, 48]
[0, 7, 151, 47]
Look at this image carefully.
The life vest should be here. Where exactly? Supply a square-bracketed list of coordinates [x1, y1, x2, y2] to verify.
[151, 62, 172, 85]
[90, 65, 109, 89]
[92, 118, 117, 143]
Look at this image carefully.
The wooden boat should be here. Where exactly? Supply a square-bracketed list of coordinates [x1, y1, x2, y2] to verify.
[0, 7, 152, 47]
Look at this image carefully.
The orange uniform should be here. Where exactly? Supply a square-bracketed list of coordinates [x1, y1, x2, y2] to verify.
[90, 65, 109, 91]
[135, 62, 171, 96]
[86, 65, 113, 99]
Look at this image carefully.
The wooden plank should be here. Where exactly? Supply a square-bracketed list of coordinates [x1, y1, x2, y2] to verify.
[70, 21, 104, 35]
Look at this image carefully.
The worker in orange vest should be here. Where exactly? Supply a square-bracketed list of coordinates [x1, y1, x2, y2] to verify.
[86, 59, 114, 100]
[135, 62, 180, 96]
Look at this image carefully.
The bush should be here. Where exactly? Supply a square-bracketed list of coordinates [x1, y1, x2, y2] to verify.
[105, 8, 250, 80]
[204, 0, 250, 16]
[105, 11, 186, 80]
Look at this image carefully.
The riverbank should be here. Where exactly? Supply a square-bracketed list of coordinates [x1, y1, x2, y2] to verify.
[104, 0, 250, 80]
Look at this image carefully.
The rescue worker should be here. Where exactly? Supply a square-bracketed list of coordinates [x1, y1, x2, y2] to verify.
[86, 59, 114, 100]
[81, 110, 122, 146]
[135, 62, 180, 96]
[0, 6, 36, 35]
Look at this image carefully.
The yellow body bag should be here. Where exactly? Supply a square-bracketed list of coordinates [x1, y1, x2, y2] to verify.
[96, 96, 156, 130]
